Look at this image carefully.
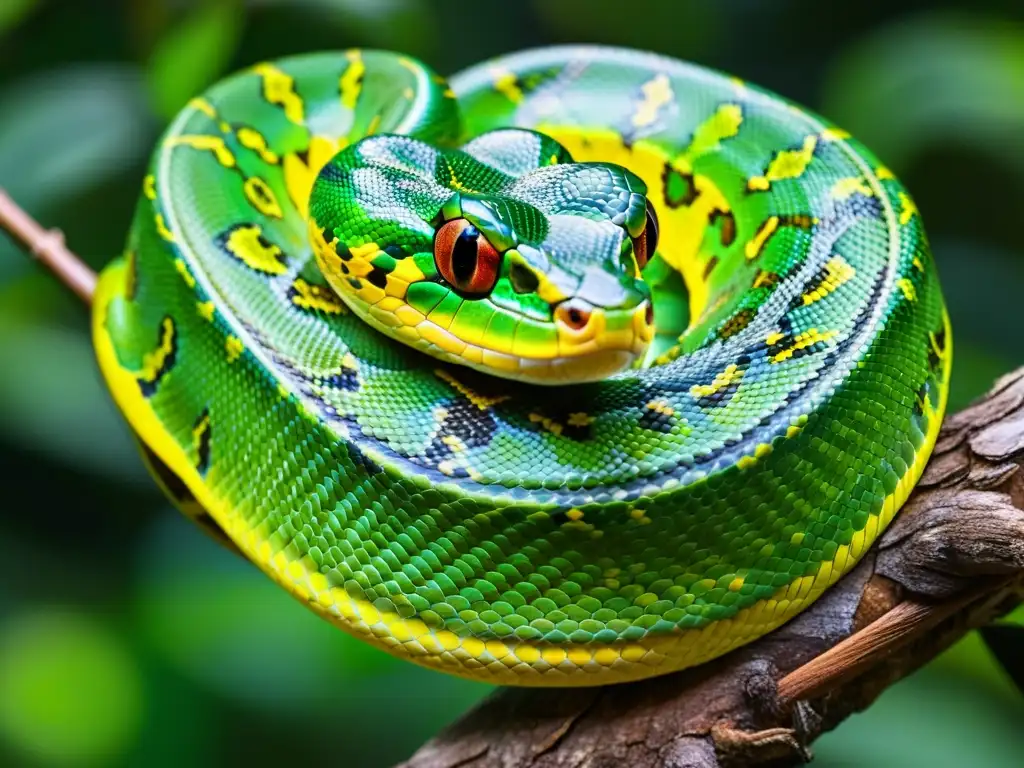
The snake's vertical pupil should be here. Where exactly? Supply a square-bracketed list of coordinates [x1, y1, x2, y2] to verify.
[452, 225, 480, 283]
[433, 218, 502, 297]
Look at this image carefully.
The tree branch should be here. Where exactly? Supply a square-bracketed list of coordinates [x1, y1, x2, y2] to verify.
[0, 187, 95, 304]
[402, 369, 1024, 768]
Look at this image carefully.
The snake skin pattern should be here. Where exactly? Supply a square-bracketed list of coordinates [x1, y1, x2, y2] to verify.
[92, 46, 951, 686]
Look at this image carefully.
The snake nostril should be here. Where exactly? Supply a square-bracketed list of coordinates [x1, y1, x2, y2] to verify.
[556, 302, 592, 331]
[645, 302, 654, 326]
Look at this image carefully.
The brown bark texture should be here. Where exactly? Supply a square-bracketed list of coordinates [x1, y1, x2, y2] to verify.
[401, 369, 1024, 768]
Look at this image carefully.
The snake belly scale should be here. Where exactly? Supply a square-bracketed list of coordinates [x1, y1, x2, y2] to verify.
[93, 46, 950, 686]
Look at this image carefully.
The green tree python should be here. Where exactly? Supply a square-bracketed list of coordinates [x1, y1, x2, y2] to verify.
[92, 46, 951, 686]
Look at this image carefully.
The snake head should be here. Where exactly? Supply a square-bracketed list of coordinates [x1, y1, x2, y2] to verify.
[308, 129, 657, 384]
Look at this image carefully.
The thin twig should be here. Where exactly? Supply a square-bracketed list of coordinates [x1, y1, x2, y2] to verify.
[776, 581, 1006, 704]
[0, 188, 96, 304]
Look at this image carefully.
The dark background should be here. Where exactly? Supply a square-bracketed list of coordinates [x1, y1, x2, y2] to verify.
[1, 1, 1023, 766]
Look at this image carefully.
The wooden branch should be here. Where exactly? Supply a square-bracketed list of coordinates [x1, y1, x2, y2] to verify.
[3, 190, 1022, 767]
[402, 369, 1024, 768]
[0, 187, 96, 304]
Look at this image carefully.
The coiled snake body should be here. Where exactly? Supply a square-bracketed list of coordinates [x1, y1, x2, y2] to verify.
[94, 46, 951, 685]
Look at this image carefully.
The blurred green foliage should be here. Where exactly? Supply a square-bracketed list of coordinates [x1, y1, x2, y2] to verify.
[0, 1, 1022, 766]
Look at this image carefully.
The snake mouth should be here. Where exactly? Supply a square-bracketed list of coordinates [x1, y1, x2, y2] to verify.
[473, 298, 654, 384]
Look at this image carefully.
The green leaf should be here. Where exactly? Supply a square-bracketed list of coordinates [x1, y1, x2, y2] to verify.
[532, 0, 720, 58]
[0, 318, 151, 484]
[822, 12, 1024, 177]
[0, 609, 144, 767]
[257, 0, 439, 59]
[0, 0, 37, 36]
[146, 0, 245, 120]
[134, 514, 490, 764]
[816, 658, 1024, 767]
[0, 65, 151, 283]
[979, 625, 1024, 696]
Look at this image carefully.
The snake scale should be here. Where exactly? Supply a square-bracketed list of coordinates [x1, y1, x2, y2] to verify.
[93, 46, 951, 686]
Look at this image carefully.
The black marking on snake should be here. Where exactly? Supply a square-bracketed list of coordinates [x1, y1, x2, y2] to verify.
[366, 266, 389, 289]
[125, 250, 139, 300]
[347, 278, 363, 290]
[416, 402, 500, 477]
[347, 442, 382, 477]
[137, 441, 240, 554]
[336, 241, 353, 261]
[138, 316, 177, 397]
[709, 209, 736, 247]
[836, 191, 884, 220]
[194, 408, 212, 475]
[702, 256, 719, 281]
[696, 354, 749, 409]
[753, 270, 782, 290]
[929, 324, 947, 372]
[662, 164, 698, 208]
[638, 402, 678, 433]
[322, 363, 360, 392]
[216, 224, 288, 274]
[717, 308, 754, 340]
[788, 256, 841, 310]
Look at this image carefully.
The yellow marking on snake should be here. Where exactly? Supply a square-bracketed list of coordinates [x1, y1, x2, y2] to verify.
[236, 127, 279, 164]
[529, 412, 564, 436]
[898, 277, 917, 302]
[340, 50, 365, 110]
[253, 63, 305, 124]
[646, 400, 675, 417]
[192, 411, 211, 459]
[898, 192, 919, 225]
[434, 369, 510, 410]
[137, 317, 176, 390]
[289, 278, 347, 314]
[746, 216, 780, 260]
[167, 135, 236, 168]
[632, 74, 673, 129]
[770, 329, 839, 363]
[225, 335, 244, 364]
[224, 225, 287, 274]
[284, 135, 346, 218]
[747, 135, 817, 192]
[174, 259, 196, 289]
[490, 66, 523, 103]
[154, 214, 175, 242]
[803, 256, 856, 306]
[196, 301, 215, 322]
[243, 177, 283, 218]
[690, 364, 743, 399]
[821, 127, 851, 141]
[143, 175, 157, 200]
[831, 177, 874, 200]
[188, 97, 218, 119]
[685, 103, 743, 158]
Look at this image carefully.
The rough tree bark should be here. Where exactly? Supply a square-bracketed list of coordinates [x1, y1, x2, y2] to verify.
[401, 369, 1024, 768]
[2, 188, 1022, 768]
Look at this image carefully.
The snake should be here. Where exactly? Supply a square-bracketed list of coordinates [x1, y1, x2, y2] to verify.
[92, 46, 951, 686]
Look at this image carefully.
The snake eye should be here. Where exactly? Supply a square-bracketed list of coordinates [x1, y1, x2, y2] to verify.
[632, 200, 660, 271]
[434, 218, 502, 297]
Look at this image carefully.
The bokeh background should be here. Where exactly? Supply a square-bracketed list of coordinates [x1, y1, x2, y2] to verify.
[1, 1, 1022, 766]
